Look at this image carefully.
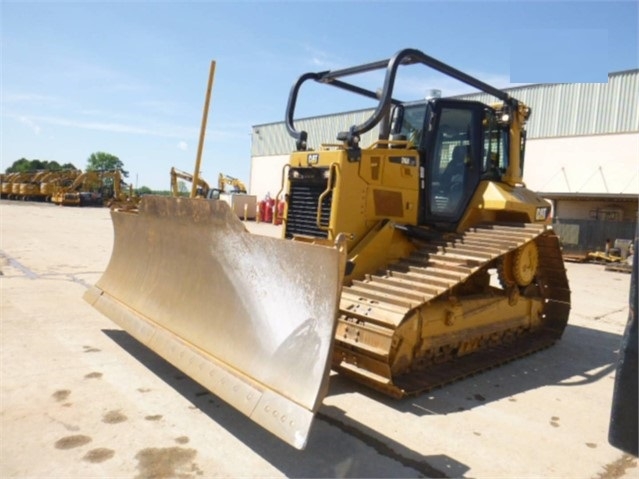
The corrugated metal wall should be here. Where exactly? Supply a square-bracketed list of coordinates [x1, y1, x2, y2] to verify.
[455, 69, 639, 138]
[251, 110, 380, 157]
[251, 69, 639, 156]
[552, 219, 636, 255]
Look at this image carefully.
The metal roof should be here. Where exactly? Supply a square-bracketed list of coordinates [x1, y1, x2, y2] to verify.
[541, 192, 639, 202]
[453, 69, 639, 139]
[252, 69, 639, 157]
[252, 109, 380, 157]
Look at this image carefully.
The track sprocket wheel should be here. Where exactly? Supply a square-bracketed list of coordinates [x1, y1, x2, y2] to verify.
[498, 252, 516, 288]
[513, 241, 539, 286]
[498, 241, 539, 288]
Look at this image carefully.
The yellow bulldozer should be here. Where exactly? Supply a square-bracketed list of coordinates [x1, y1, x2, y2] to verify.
[85, 49, 570, 449]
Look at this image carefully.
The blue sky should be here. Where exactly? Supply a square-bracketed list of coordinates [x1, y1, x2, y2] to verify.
[2, 1, 637, 191]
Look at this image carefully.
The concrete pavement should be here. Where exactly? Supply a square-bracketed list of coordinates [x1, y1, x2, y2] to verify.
[1, 200, 636, 478]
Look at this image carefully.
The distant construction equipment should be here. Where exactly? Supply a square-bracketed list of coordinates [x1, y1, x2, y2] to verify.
[1, 168, 136, 207]
[170, 167, 211, 198]
[169, 167, 256, 220]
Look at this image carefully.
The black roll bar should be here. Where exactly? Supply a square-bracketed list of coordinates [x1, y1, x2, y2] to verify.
[285, 48, 518, 150]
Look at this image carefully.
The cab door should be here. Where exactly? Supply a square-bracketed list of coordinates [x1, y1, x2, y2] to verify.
[420, 100, 484, 226]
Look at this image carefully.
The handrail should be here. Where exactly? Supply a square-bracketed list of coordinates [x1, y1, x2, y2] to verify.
[285, 48, 519, 150]
[316, 163, 339, 232]
[274, 163, 290, 225]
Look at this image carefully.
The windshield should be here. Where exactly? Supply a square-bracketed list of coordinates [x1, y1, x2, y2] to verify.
[482, 108, 509, 179]
[393, 103, 428, 147]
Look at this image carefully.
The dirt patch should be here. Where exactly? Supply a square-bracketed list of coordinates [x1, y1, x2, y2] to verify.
[175, 436, 190, 445]
[102, 410, 127, 424]
[145, 414, 163, 421]
[135, 447, 200, 479]
[52, 390, 71, 402]
[595, 454, 637, 479]
[54, 435, 92, 450]
[84, 372, 103, 379]
[83, 448, 115, 463]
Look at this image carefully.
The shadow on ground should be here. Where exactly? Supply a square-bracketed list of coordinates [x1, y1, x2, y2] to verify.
[104, 329, 469, 478]
[104, 321, 619, 477]
[326, 323, 621, 416]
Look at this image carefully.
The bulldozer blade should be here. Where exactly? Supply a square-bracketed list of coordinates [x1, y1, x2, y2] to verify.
[84, 196, 345, 449]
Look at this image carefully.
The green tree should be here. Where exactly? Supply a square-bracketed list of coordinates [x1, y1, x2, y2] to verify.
[136, 186, 153, 195]
[86, 152, 128, 177]
[5, 158, 79, 173]
[30, 159, 46, 170]
[6, 158, 32, 173]
[45, 161, 61, 171]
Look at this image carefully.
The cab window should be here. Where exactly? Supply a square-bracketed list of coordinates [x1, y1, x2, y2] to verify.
[429, 108, 474, 217]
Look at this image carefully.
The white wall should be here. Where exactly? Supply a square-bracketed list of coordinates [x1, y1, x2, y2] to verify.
[249, 154, 289, 200]
[524, 132, 639, 194]
[250, 132, 639, 200]
[554, 200, 635, 221]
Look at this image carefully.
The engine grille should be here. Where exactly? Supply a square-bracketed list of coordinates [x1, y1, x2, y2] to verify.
[285, 169, 331, 239]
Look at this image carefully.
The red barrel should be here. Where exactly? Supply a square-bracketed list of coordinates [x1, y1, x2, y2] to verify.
[262, 198, 273, 223]
[274, 200, 285, 226]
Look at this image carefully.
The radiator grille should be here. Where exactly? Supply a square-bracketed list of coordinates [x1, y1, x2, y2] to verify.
[285, 169, 331, 239]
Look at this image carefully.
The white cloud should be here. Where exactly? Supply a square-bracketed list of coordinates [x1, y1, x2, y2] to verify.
[55, 58, 146, 93]
[302, 45, 343, 70]
[11, 113, 194, 139]
[137, 100, 187, 116]
[7, 113, 247, 145]
[19, 116, 41, 135]
[4, 93, 64, 108]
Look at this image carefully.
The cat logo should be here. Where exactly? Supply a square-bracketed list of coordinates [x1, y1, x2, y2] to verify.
[307, 153, 319, 165]
[535, 207, 549, 221]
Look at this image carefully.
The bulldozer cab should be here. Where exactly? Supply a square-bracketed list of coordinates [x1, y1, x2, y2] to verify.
[285, 48, 532, 236]
[391, 99, 512, 227]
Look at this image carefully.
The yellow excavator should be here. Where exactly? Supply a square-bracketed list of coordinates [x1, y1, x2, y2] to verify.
[217, 173, 247, 194]
[52, 169, 125, 206]
[85, 49, 570, 449]
[17, 170, 50, 200]
[40, 169, 82, 202]
[209, 173, 256, 220]
[170, 167, 211, 197]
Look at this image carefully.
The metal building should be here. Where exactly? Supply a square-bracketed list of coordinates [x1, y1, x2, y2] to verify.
[250, 69, 639, 254]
